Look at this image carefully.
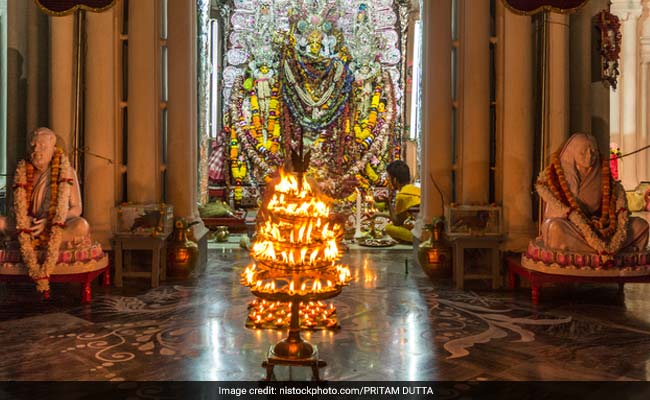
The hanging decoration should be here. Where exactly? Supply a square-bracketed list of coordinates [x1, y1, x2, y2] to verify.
[501, 0, 588, 15]
[33, 0, 116, 16]
[595, 10, 622, 90]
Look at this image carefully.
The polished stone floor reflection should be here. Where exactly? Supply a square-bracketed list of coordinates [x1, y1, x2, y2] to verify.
[2, 247, 650, 381]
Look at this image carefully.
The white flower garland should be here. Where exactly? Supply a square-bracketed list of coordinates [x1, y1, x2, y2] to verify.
[14, 153, 72, 293]
[536, 171, 629, 256]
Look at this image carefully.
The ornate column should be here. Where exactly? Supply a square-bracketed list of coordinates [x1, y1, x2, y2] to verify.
[7, 0, 29, 178]
[569, 5, 592, 137]
[546, 12, 570, 156]
[49, 14, 75, 154]
[639, 0, 650, 182]
[420, 0, 452, 223]
[167, 0, 208, 248]
[611, 0, 642, 189]
[0, 0, 6, 189]
[499, 4, 536, 251]
[126, 0, 160, 203]
[83, 8, 116, 247]
[569, 0, 611, 153]
[459, 0, 490, 204]
[26, 1, 48, 133]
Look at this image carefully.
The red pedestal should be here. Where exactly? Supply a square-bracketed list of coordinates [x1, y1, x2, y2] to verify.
[506, 256, 650, 305]
[0, 265, 110, 304]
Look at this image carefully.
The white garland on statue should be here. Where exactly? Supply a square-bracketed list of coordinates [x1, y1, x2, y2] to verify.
[14, 153, 72, 293]
[535, 173, 629, 257]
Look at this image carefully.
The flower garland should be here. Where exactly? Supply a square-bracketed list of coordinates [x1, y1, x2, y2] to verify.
[229, 77, 282, 181]
[536, 152, 628, 256]
[226, 47, 396, 199]
[281, 43, 354, 131]
[13, 148, 72, 292]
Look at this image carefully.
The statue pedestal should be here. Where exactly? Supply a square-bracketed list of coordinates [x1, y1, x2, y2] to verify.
[507, 255, 650, 305]
[0, 247, 109, 303]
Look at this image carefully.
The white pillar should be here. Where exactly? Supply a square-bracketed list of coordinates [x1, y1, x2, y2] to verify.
[420, 0, 452, 222]
[569, 5, 592, 136]
[639, 0, 650, 182]
[611, 0, 642, 189]
[570, 0, 611, 153]
[0, 0, 6, 189]
[167, 0, 199, 220]
[127, 0, 160, 203]
[499, 5, 536, 251]
[7, 0, 29, 175]
[25, 1, 47, 133]
[83, 8, 116, 248]
[167, 0, 208, 262]
[49, 15, 75, 154]
[546, 12, 570, 157]
[459, 0, 490, 204]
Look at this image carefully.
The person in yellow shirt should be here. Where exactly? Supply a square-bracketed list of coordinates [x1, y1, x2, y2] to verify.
[383, 160, 420, 243]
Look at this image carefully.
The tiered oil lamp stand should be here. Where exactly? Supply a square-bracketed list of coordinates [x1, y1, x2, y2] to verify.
[241, 163, 351, 381]
[253, 287, 341, 380]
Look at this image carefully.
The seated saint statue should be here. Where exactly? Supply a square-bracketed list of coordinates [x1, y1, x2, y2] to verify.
[0, 127, 89, 246]
[0, 127, 105, 294]
[536, 133, 648, 260]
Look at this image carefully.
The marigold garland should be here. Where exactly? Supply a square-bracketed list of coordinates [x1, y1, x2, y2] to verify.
[536, 152, 629, 256]
[13, 148, 72, 292]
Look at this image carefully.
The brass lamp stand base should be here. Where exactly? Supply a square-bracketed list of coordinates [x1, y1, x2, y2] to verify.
[261, 299, 327, 381]
[262, 344, 327, 381]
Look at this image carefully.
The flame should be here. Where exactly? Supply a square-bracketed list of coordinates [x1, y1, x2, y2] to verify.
[241, 168, 351, 305]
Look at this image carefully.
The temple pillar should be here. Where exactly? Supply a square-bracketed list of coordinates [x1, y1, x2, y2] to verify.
[569, 4, 592, 138]
[611, 0, 642, 189]
[459, 0, 490, 204]
[547, 12, 571, 157]
[7, 0, 49, 201]
[639, 0, 650, 182]
[0, 0, 7, 190]
[83, 8, 116, 247]
[570, 0, 611, 153]
[167, 0, 208, 254]
[49, 14, 74, 155]
[7, 0, 29, 181]
[420, 0, 452, 223]
[126, 0, 160, 203]
[498, 4, 536, 251]
[25, 1, 48, 135]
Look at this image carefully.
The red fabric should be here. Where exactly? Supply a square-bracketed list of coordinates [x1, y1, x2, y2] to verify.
[209, 133, 227, 183]
[34, 0, 115, 14]
[609, 154, 619, 181]
[502, 0, 588, 14]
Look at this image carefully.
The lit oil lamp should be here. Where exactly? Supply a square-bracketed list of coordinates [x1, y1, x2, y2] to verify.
[240, 165, 352, 379]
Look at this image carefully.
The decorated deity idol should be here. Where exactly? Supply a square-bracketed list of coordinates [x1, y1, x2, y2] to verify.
[223, 0, 398, 201]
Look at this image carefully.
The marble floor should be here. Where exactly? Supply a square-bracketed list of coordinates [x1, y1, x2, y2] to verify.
[2, 246, 650, 386]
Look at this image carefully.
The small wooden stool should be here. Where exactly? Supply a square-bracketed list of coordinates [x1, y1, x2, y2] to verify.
[112, 235, 168, 288]
[450, 236, 502, 290]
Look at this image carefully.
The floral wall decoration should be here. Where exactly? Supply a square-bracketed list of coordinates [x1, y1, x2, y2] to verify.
[595, 10, 621, 90]
[213, 0, 404, 205]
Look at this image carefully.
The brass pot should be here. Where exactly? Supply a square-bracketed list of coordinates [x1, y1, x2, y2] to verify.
[418, 221, 451, 279]
[214, 225, 230, 242]
[167, 218, 199, 278]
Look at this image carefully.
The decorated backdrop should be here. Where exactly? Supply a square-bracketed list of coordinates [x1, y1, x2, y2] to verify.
[211, 0, 406, 204]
